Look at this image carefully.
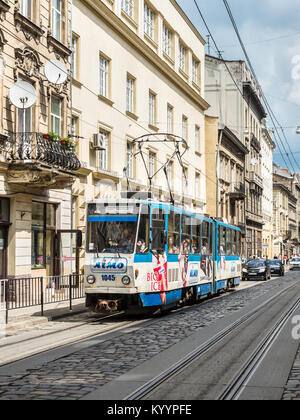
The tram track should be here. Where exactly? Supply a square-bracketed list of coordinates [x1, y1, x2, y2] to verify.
[123, 281, 299, 401]
[0, 277, 292, 370]
[218, 296, 300, 400]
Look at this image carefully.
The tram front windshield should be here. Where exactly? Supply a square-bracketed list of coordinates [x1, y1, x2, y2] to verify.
[87, 204, 138, 254]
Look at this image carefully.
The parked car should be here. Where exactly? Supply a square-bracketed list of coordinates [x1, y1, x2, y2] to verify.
[242, 259, 271, 281]
[267, 259, 284, 276]
[290, 257, 300, 271]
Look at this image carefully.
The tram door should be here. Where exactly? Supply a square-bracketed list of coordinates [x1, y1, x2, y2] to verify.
[54, 230, 82, 276]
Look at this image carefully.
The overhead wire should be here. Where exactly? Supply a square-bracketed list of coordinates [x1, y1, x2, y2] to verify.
[222, 0, 300, 175]
[192, 0, 295, 173]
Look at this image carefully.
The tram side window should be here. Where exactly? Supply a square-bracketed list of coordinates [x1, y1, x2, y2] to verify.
[237, 231, 241, 256]
[192, 219, 201, 254]
[168, 211, 180, 254]
[181, 215, 191, 253]
[151, 208, 166, 253]
[208, 223, 213, 255]
[232, 230, 237, 255]
[226, 228, 232, 256]
[202, 221, 209, 255]
[136, 205, 150, 254]
[219, 226, 226, 256]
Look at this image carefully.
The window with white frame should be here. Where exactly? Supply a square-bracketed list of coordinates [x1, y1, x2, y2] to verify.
[166, 160, 173, 187]
[167, 105, 173, 133]
[179, 43, 186, 72]
[192, 57, 199, 85]
[144, 3, 155, 40]
[162, 24, 172, 57]
[149, 91, 156, 126]
[100, 56, 109, 98]
[126, 141, 134, 178]
[121, 0, 134, 19]
[99, 130, 109, 171]
[72, 35, 79, 80]
[52, 0, 62, 42]
[149, 151, 155, 178]
[50, 96, 61, 135]
[21, 0, 33, 20]
[126, 75, 134, 113]
[220, 157, 224, 180]
[18, 78, 33, 133]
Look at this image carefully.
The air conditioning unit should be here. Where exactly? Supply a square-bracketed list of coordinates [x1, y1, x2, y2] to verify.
[92, 133, 106, 150]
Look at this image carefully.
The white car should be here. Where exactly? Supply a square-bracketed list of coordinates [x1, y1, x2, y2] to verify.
[290, 257, 300, 270]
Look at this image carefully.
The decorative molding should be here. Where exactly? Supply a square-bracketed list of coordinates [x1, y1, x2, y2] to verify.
[14, 11, 44, 42]
[47, 78, 70, 97]
[0, 0, 10, 22]
[14, 46, 42, 79]
[0, 28, 7, 53]
[47, 34, 72, 61]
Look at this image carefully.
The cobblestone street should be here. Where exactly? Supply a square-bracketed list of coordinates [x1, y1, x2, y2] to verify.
[282, 345, 300, 400]
[0, 277, 297, 400]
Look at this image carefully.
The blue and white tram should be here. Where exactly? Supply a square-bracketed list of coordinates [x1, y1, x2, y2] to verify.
[84, 198, 242, 314]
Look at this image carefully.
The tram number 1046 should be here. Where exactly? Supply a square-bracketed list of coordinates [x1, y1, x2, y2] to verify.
[101, 275, 116, 282]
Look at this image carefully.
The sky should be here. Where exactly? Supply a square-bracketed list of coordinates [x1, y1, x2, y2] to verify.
[177, 0, 300, 173]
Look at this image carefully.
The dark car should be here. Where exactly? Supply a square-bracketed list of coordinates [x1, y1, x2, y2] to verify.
[242, 259, 271, 281]
[267, 259, 284, 276]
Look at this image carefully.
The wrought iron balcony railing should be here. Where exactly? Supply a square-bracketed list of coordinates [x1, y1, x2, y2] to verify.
[1, 132, 81, 172]
[229, 182, 246, 200]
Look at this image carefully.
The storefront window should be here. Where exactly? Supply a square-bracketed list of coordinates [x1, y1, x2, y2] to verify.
[32, 202, 56, 269]
[32, 202, 44, 226]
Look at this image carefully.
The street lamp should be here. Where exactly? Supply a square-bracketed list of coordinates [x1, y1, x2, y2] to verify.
[296, 126, 300, 135]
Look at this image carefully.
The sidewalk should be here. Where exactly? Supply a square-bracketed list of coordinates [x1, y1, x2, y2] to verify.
[0, 298, 87, 335]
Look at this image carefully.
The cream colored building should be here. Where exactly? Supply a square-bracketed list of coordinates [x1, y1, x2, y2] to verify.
[0, 0, 80, 279]
[71, 0, 210, 270]
[261, 121, 275, 258]
[205, 56, 267, 258]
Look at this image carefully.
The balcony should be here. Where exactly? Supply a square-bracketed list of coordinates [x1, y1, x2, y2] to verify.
[1, 132, 81, 189]
[249, 171, 263, 191]
[246, 210, 263, 226]
[229, 182, 246, 201]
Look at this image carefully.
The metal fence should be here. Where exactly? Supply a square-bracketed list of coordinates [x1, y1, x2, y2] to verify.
[0, 279, 6, 310]
[1, 274, 85, 324]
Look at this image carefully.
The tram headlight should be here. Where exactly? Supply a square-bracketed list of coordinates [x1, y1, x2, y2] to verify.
[87, 275, 96, 285]
[122, 276, 131, 286]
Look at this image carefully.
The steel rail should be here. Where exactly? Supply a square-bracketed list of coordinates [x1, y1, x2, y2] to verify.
[218, 296, 300, 400]
[123, 282, 298, 400]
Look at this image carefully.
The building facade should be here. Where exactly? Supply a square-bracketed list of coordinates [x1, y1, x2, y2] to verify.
[205, 55, 267, 258]
[71, 0, 210, 271]
[273, 164, 298, 258]
[0, 0, 80, 279]
[204, 118, 248, 255]
[261, 121, 275, 258]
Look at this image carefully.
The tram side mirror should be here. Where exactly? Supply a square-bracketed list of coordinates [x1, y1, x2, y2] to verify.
[77, 231, 82, 248]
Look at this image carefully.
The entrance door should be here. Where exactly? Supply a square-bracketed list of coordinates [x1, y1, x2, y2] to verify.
[54, 230, 81, 276]
[0, 227, 7, 279]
